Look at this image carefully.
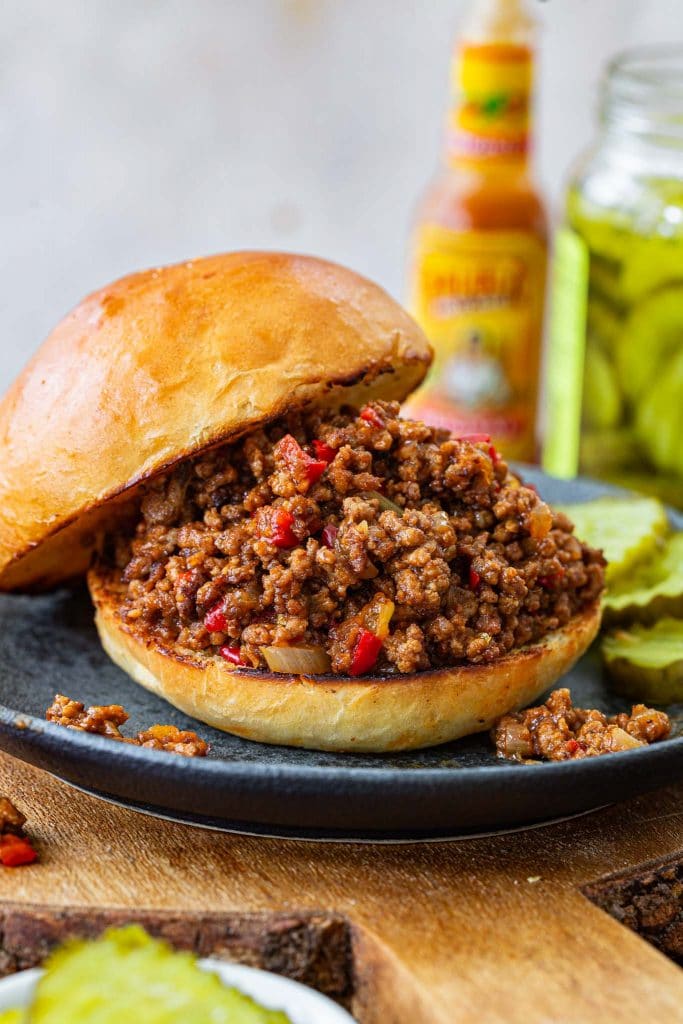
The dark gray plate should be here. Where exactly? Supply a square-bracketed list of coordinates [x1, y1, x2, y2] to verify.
[1, 470, 681, 840]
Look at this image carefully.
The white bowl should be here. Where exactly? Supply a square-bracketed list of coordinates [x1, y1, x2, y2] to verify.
[0, 959, 356, 1023]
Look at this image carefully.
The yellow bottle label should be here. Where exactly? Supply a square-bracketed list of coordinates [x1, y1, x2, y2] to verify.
[406, 225, 546, 462]
[448, 43, 533, 166]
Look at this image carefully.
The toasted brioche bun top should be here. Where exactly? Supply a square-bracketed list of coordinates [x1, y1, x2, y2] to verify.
[0, 252, 431, 591]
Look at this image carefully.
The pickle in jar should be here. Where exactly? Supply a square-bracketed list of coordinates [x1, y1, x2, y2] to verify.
[616, 285, 683, 403]
[551, 52, 683, 509]
[579, 429, 639, 477]
[582, 346, 623, 430]
[620, 233, 683, 303]
[636, 347, 683, 480]
[602, 617, 683, 704]
[586, 295, 624, 353]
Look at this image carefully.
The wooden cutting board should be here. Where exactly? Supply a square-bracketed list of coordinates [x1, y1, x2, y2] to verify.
[1, 751, 682, 1023]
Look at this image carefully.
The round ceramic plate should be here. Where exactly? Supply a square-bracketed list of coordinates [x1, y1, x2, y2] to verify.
[0, 960, 356, 1022]
[0, 470, 681, 841]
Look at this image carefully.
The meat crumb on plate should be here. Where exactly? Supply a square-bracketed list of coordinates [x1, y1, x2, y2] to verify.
[493, 688, 670, 762]
[46, 694, 209, 757]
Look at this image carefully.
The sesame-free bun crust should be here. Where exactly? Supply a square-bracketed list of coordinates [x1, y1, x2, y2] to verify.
[0, 252, 431, 592]
[89, 566, 602, 753]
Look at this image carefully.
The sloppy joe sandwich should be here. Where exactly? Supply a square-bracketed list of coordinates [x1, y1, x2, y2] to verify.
[0, 252, 604, 752]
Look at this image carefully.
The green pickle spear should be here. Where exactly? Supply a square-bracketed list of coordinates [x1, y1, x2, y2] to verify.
[602, 618, 683, 704]
[636, 347, 683, 479]
[12, 926, 291, 1024]
[558, 496, 668, 583]
[617, 285, 683, 404]
[582, 346, 622, 430]
[0, 1012, 22, 1024]
[603, 532, 683, 626]
[620, 235, 683, 303]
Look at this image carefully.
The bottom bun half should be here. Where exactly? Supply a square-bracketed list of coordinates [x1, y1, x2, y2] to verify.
[88, 568, 601, 753]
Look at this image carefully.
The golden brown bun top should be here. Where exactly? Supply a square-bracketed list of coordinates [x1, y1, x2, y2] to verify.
[0, 251, 431, 591]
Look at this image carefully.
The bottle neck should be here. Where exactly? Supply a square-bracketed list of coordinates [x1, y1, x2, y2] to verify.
[445, 39, 535, 174]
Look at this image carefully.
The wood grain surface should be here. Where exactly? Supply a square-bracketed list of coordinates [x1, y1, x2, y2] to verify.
[1, 752, 682, 1023]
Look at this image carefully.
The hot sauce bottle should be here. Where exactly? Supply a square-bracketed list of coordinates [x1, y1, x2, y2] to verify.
[405, 0, 547, 462]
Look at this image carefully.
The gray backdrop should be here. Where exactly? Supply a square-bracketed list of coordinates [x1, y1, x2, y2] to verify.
[1, 0, 680, 393]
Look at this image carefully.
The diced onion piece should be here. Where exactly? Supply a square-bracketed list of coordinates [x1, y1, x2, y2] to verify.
[364, 491, 403, 516]
[606, 725, 644, 752]
[362, 594, 395, 639]
[494, 718, 534, 760]
[527, 503, 552, 540]
[262, 644, 331, 675]
[374, 598, 395, 640]
[321, 523, 338, 548]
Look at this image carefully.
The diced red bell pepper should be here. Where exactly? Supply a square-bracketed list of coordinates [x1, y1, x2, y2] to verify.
[321, 524, 338, 548]
[0, 834, 37, 867]
[566, 739, 580, 755]
[538, 568, 566, 589]
[220, 645, 246, 666]
[469, 567, 481, 589]
[349, 628, 383, 676]
[276, 434, 327, 488]
[256, 507, 298, 548]
[359, 406, 384, 429]
[458, 433, 500, 465]
[270, 508, 298, 547]
[306, 462, 327, 485]
[312, 439, 337, 464]
[204, 601, 228, 633]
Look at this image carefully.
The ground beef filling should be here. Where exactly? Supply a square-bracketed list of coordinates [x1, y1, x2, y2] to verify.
[109, 401, 605, 676]
[493, 688, 671, 761]
[46, 695, 209, 757]
[0, 797, 26, 836]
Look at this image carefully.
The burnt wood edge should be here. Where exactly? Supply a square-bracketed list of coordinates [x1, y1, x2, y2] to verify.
[0, 905, 352, 1006]
[582, 850, 683, 966]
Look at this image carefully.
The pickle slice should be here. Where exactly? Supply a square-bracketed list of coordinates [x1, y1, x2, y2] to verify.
[557, 496, 668, 583]
[621, 235, 683, 303]
[587, 295, 624, 352]
[603, 532, 683, 625]
[0, 1012, 21, 1023]
[599, 469, 683, 509]
[582, 346, 622, 429]
[636, 347, 683, 479]
[579, 429, 638, 476]
[567, 194, 631, 264]
[602, 618, 683, 703]
[616, 285, 683, 402]
[28, 926, 291, 1023]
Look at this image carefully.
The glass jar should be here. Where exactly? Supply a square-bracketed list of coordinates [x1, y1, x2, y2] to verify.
[544, 46, 683, 508]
